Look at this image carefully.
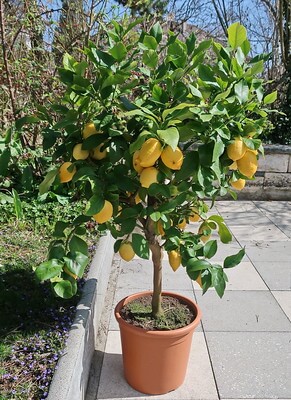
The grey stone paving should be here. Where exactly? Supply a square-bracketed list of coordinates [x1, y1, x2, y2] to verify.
[86, 201, 291, 400]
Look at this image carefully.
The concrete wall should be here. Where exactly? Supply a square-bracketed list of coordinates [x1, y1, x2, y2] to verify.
[239, 145, 291, 200]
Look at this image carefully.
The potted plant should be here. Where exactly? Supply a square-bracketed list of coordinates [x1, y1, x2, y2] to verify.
[35, 19, 275, 395]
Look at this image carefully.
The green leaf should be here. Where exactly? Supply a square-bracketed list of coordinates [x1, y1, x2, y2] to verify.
[175, 151, 199, 181]
[109, 42, 127, 61]
[210, 266, 226, 297]
[54, 221, 70, 238]
[53, 280, 77, 299]
[143, 35, 158, 50]
[102, 72, 128, 88]
[263, 91, 277, 104]
[63, 53, 76, 71]
[143, 49, 158, 69]
[150, 22, 163, 43]
[240, 39, 251, 56]
[36, 259, 63, 281]
[186, 259, 211, 279]
[228, 22, 247, 50]
[69, 235, 88, 256]
[234, 80, 249, 104]
[39, 169, 58, 195]
[212, 137, 225, 162]
[157, 127, 179, 150]
[85, 194, 104, 216]
[209, 215, 232, 243]
[203, 240, 218, 259]
[132, 233, 150, 259]
[0, 147, 11, 176]
[150, 211, 161, 222]
[12, 189, 23, 220]
[73, 251, 89, 270]
[224, 248, 245, 268]
[15, 115, 39, 130]
[48, 240, 66, 260]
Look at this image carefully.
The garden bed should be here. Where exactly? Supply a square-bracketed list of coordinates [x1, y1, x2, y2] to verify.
[0, 200, 103, 400]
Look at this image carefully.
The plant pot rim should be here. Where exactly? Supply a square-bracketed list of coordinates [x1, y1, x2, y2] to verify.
[114, 290, 202, 337]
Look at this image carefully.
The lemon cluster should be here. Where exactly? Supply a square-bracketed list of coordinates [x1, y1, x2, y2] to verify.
[58, 122, 107, 184]
[227, 137, 258, 190]
[133, 138, 184, 188]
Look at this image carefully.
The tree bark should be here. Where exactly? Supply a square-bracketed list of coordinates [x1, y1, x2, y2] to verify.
[145, 213, 163, 319]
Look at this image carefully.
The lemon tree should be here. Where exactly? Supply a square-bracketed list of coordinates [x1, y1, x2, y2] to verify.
[35, 20, 275, 315]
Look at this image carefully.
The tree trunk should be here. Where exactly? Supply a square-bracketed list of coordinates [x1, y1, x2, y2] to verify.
[145, 215, 163, 319]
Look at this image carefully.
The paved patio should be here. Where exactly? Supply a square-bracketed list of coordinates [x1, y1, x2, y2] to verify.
[86, 201, 291, 400]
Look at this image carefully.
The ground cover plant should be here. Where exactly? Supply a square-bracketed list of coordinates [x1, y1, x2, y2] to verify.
[0, 200, 99, 399]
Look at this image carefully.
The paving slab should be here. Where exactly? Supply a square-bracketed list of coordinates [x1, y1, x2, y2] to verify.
[96, 331, 218, 400]
[229, 224, 288, 241]
[217, 211, 271, 226]
[194, 261, 268, 292]
[117, 258, 193, 292]
[194, 291, 291, 332]
[272, 291, 291, 321]
[238, 241, 291, 262]
[205, 332, 291, 399]
[252, 261, 291, 290]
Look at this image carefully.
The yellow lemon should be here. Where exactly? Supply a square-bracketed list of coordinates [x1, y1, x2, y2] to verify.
[168, 250, 181, 272]
[161, 146, 183, 170]
[231, 178, 246, 190]
[189, 207, 200, 223]
[227, 137, 247, 161]
[133, 151, 144, 174]
[63, 266, 78, 280]
[229, 160, 238, 170]
[119, 242, 135, 262]
[72, 143, 89, 160]
[59, 162, 76, 183]
[237, 150, 258, 178]
[139, 167, 159, 188]
[198, 222, 211, 243]
[82, 122, 99, 139]
[90, 143, 107, 160]
[139, 138, 162, 167]
[178, 218, 187, 229]
[93, 200, 113, 224]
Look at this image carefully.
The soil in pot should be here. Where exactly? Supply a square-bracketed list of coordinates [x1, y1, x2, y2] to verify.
[119, 294, 196, 331]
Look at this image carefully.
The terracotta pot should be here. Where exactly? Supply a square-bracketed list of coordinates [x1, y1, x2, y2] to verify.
[114, 291, 202, 395]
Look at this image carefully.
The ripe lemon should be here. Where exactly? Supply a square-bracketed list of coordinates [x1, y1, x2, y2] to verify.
[237, 150, 258, 177]
[229, 160, 238, 170]
[139, 138, 162, 167]
[189, 207, 200, 222]
[178, 218, 187, 229]
[90, 143, 107, 160]
[119, 242, 135, 262]
[231, 178, 246, 190]
[72, 143, 89, 160]
[133, 151, 143, 174]
[59, 162, 76, 183]
[139, 167, 158, 188]
[93, 200, 113, 224]
[168, 250, 181, 271]
[198, 222, 211, 243]
[227, 137, 247, 161]
[82, 122, 99, 139]
[161, 146, 183, 170]
[63, 266, 78, 280]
